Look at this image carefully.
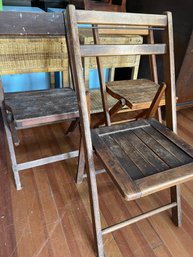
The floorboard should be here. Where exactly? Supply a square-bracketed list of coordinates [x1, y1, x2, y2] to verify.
[1, 109, 193, 257]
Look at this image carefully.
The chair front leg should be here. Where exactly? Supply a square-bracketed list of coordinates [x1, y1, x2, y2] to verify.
[76, 136, 85, 184]
[65, 118, 79, 135]
[1, 106, 22, 190]
[170, 185, 182, 227]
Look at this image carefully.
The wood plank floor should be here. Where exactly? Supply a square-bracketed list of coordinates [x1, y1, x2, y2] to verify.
[1, 108, 193, 257]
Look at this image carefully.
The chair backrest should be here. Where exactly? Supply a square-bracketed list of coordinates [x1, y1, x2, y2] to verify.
[65, 5, 177, 175]
[0, 11, 67, 76]
[79, 29, 144, 90]
[65, 5, 176, 132]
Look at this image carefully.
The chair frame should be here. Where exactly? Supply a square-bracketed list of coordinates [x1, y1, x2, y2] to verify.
[65, 5, 193, 257]
[0, 11, 79, 190]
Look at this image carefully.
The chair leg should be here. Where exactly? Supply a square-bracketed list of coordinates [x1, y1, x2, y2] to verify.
[157, 107, 163, 123]
[1, 108, 22, 190]
[65, 118, 79, 135]
[170, 185, 182, 227]
[76, 136, 85, 184]
[86, 165, 104, 257]
[145, 82, 166, 119]
[9, 120, 20, 146]
[93, 99, 125, 128]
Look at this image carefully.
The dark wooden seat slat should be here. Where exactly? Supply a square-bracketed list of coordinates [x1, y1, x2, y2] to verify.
[133, 129, 184, 167]
[92, 119, 193, 200]
[102, 134, 145, 180]
[139, 126, 193, 164]
[5, 88, 79, 126]
[112, 130, 169, 172]
[148, 119, 193, 158]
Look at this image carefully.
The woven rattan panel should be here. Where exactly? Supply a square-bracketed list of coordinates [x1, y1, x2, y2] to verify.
[79, 31, 143, 69]
[0, 36, 68, 75]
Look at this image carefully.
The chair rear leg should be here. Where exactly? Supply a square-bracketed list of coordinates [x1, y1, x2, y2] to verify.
[76, 91, 91, 184]
[93, 99, 125, 128]
[170, 185, 182, 226]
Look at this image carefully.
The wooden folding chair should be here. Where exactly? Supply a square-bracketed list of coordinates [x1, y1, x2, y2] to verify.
[72, 16, 162, 129]
[0, 11, 79, 190]
[65, 5, 193, 256]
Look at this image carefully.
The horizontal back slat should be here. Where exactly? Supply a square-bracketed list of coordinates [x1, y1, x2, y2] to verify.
[80, 26, 149, 36]
[80, 44, 166, 57]
[76, 10, 167, 27]
[0, 12, 65, 36]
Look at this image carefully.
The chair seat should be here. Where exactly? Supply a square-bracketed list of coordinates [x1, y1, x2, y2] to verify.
[107, 79, 166, 110]
[90, 89, 143, 114]
[92, 118, 193, 200]
[5, 88, 79, 128]
[90, 89, 118, 114]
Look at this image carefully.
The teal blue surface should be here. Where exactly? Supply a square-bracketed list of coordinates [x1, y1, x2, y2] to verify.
[1, 6, 50, 92]
[2, 6, 43, 12]
[89, 69, 110, 89]
[2, 73, 50, 93]
[47, 7, 65, 12]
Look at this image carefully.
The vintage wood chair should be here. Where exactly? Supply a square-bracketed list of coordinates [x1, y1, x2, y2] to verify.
[0, 11, 79, 190]
[65, 5, 193, 256]
[67, 17, 161, 130]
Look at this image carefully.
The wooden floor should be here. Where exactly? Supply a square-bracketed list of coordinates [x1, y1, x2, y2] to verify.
[1, 108, 193, 257]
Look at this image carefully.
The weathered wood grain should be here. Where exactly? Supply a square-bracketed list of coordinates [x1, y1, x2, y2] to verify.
[92, 119, 193, 201]
[5, 88, 79, 128]
[76, 10, 167, 26]
[0, 11, 65, 36]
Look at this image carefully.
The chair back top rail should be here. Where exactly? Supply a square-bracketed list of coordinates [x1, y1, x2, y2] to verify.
[0, 11, 65, 36]
[76, 10, 167, 27]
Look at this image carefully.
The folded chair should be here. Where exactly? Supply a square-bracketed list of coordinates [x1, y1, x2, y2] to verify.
[0, 11, 79, 190]
[89, 21, 164, 127]
[65, 5, 193, 256]
[76, 18, 162, 129]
